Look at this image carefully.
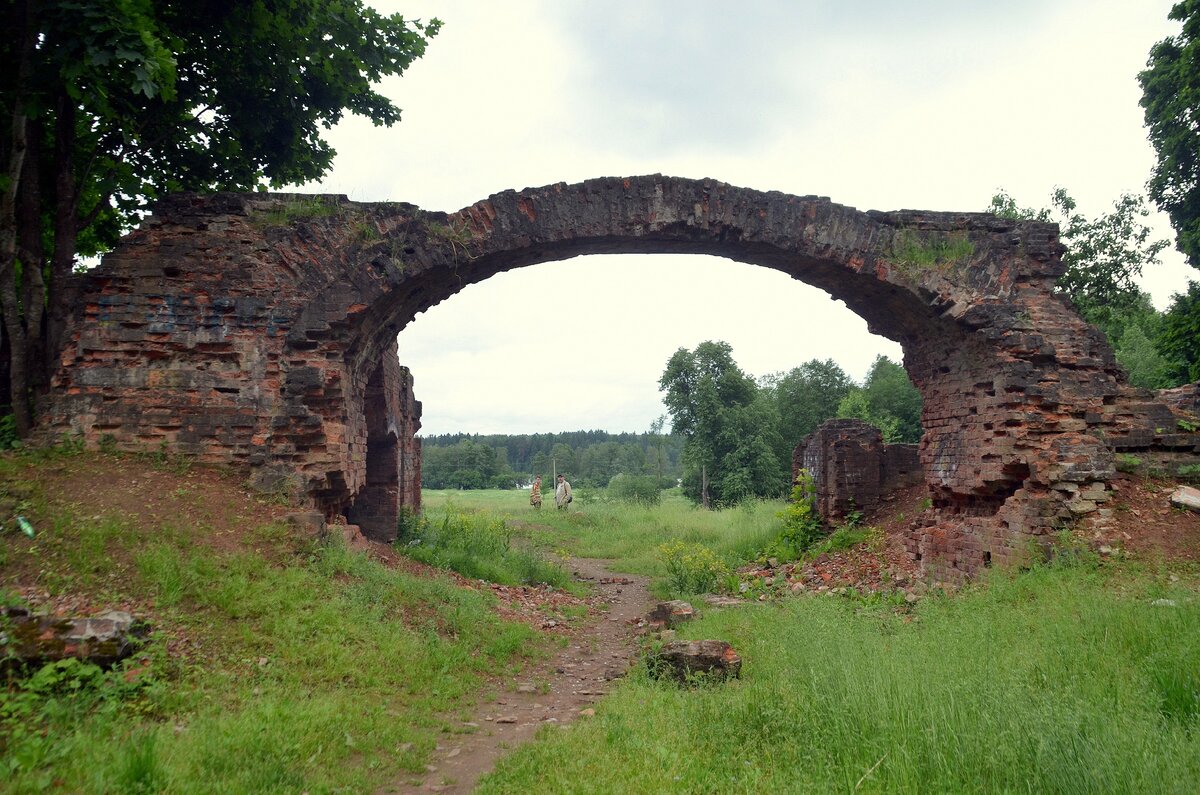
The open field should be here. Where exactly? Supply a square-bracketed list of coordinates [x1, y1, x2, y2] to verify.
[424, 487, 783, 588]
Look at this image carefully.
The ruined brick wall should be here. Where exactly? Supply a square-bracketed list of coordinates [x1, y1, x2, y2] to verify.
[883, 443, 922, 491]
[794, 419, 921, 521]
[39, 176, 1200, 574]
[1158, 382, 1200, 415]
[40, 193, 422, 534]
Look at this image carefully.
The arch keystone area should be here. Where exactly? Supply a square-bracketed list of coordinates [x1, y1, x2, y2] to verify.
[38, 175, 1199, 578]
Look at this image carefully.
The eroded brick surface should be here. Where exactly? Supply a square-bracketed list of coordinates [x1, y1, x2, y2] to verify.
[38, 176, 1200, 575]
[795, 419, 921, 520]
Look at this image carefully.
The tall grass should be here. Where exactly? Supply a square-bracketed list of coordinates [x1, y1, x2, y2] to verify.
[405, 505, 574, 589]
[2, 513, 543, 793]
[479, 561, 1200, 793]
[425, 488, 783, 583]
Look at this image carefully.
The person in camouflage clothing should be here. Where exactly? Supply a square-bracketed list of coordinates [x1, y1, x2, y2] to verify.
[529, 475, 543, 509]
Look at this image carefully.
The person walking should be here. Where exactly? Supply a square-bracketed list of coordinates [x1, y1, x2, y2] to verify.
[554, 474, 573, 510]
[529, 475, 543, 509]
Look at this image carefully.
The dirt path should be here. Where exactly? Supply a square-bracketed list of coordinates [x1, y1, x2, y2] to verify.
[381, 557, 655, 794]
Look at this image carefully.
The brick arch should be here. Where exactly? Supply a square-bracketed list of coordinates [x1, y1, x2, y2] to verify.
[41, 175, 1191, 577]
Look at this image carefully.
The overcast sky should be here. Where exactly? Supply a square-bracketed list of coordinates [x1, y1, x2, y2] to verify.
[307, 1, 1197, 436]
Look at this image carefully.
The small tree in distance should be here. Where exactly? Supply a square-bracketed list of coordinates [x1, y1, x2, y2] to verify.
[659, 341, 787, 508]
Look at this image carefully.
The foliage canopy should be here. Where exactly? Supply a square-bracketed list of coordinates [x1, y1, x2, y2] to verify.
[0, 0, 440, 434]
[660, 341, 788, 508]
[1140, 0, 1200, 268]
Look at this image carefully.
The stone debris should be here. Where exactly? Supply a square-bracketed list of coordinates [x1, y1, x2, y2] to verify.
[651, 639, 742, 683]
[646, 600, 696, 629]
[1170, 485, 1200, 513]
[1, 607, 150, 670]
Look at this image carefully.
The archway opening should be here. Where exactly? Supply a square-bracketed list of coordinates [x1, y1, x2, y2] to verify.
[396, 252, 908, 440]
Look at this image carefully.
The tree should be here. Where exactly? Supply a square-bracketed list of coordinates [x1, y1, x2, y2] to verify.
[1159, 282, 1200, 383]
[770, 358, 853, 448]
[1115, 322, 1176, 389]
[989, 189, 1195, 386]
[549, 443, 576, 480]
[988, 189, 1167, 325]
[659, 341, 786, 507]
[646, 415, 672, 486]
[0, 1, 440, 435]
[836, 355, 923, 443]
[836, 389, 901, 442]
[529, 450, 550, 480]
[1140, 0, 1200, 268]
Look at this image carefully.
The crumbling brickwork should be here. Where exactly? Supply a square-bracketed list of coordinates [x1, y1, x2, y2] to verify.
[794, 419, 922, 520]
[38, 176, 1200, 572]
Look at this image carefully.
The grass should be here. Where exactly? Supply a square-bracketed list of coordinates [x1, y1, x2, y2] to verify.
[890, 229, 975, 277]
[425, 488, 782, 581]
[6, 467, 1199, 792]
[422, 489, 1200, 794]
[479, 560, 1200, 794]
[0, 454, 545, 793]
[250, 195, 344, 228]
[400, 505, 575, 591]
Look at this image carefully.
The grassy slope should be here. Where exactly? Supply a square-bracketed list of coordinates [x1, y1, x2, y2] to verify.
[1, 452, 545, 793]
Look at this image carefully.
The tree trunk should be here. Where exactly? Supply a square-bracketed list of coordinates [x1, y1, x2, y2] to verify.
[0, 1, 35, 434]
[700, 464, 711, 510]
[18, 118, 46, 392]
[45, 93, 79, 388]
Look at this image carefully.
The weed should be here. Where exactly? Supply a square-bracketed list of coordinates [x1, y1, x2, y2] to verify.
[55, 433, 86, 455]
[0, 657, 166, 786]
[0, 414, 21, 450]
[890, 229, 974, 276]
[399, 508, 571, 589]
[397, 506, 421, 539]
[142, 442, 192, 475]
[757, 470, 824, 563]
[842, 506, 864, 530]
[1179, 418, 1198, 433]
[353, 219, 380, 243]
[607, 474, 662, 506]
[1116, 453, 1143, 473]
[251, 195, 344, 228]
[656, 540, 730, 596]
[426, 218, 476, 262]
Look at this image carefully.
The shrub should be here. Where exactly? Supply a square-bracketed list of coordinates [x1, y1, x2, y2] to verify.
[656, 540, 730, 596]
[608, 474, 662, 506]
[759, 469, 825, 562]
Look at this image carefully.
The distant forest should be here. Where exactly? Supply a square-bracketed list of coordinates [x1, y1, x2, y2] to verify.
[420, 351, 927, 493]
[420, 431, 685, 489]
